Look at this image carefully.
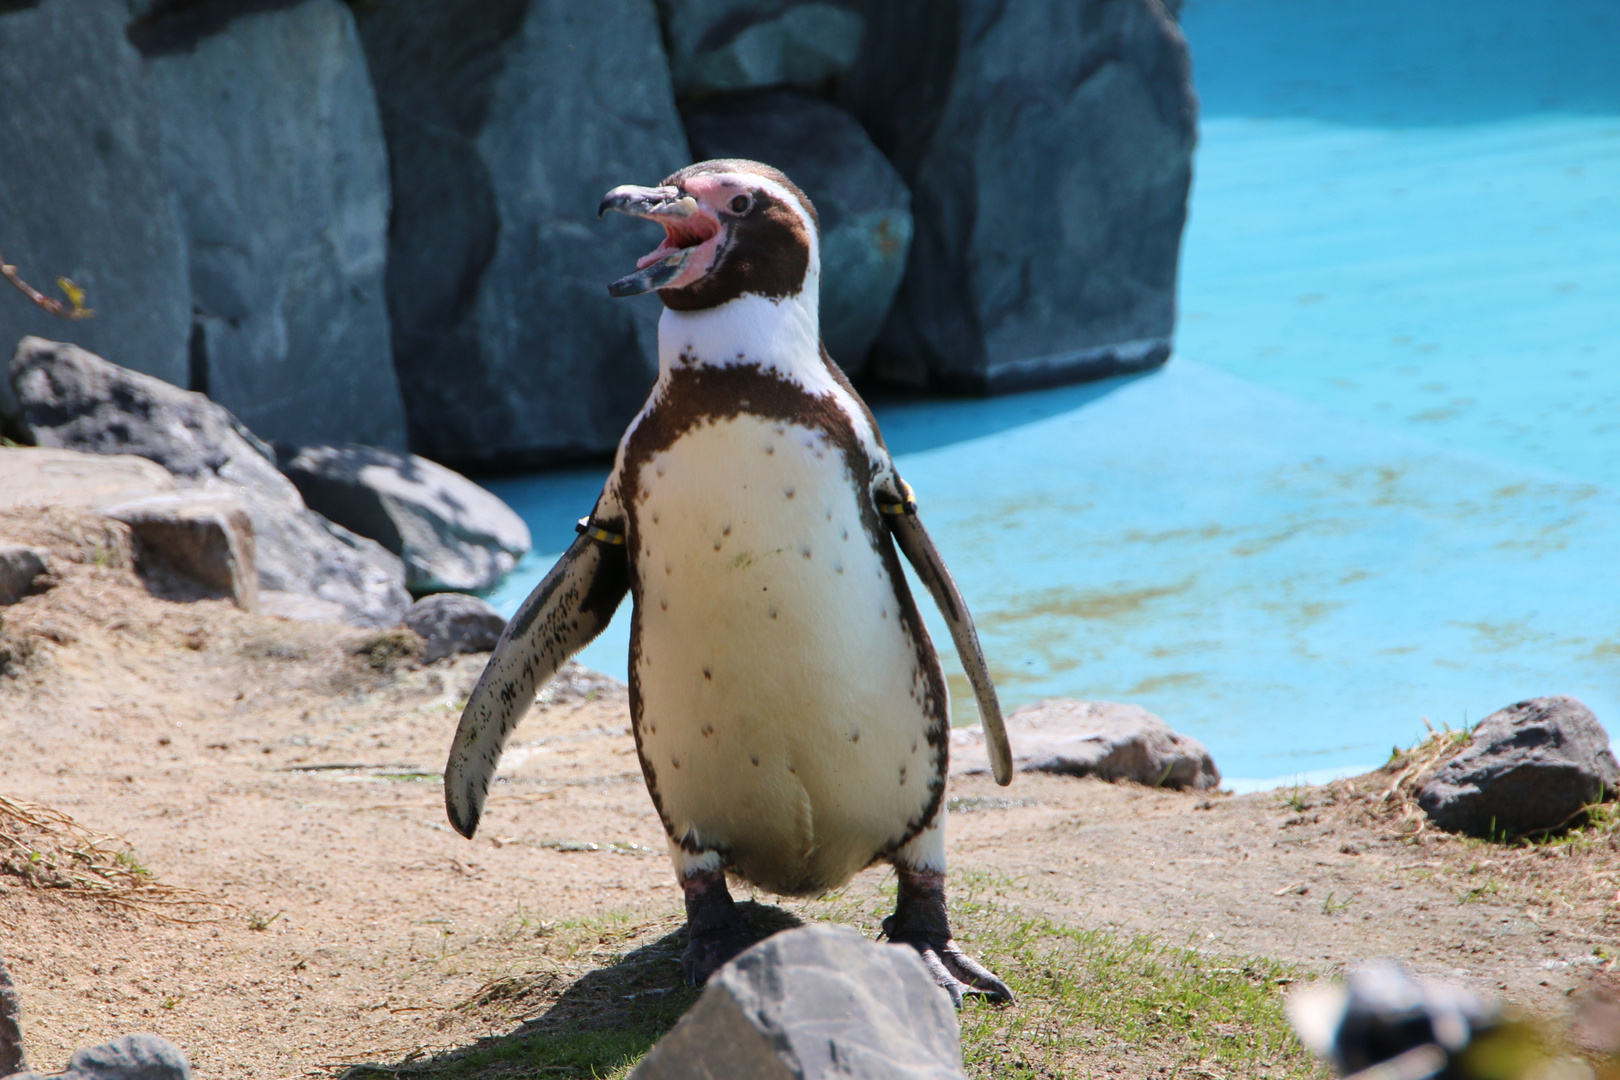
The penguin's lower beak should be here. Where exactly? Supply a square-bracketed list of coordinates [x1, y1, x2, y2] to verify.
[599, 184, 721, 297]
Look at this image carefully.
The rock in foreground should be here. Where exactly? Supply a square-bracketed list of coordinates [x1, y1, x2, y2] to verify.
[0, 546, 51, 607]
[631, 923, 966, 1080]
[275, 443, 529, 595]
[404, 593, 507, 664]
[952, 699, 1220, 790]
[2, 1033, 191, 1080]
[10, 339, 408, 627]
[1417, 697, 1619, 838]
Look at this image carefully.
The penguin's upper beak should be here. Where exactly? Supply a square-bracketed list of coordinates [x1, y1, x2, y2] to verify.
[599, 184, 722, 297]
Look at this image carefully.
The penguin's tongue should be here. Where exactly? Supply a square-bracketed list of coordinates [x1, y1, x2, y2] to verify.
[636, 217, 720, 269]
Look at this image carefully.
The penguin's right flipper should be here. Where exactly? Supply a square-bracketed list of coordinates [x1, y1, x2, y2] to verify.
[443, 532, 629, 838]
[886, 509, 1015, 787]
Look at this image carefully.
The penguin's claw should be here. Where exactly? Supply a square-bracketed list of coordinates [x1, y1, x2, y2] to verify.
[679, 866, 753, 986]
[881, 920, 1014, 1007]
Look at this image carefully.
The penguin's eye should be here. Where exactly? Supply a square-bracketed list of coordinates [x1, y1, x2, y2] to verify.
[729, 194, 751, 214]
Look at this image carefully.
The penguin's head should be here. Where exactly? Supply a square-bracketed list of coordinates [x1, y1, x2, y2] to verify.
[599, 159, 820, 312]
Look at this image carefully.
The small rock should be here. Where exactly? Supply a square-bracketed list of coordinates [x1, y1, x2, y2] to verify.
[1417, 696, 1619, 838]
[275, 443, 530, 595]
[0, 546, 50, 606]
[0, 449, 176, 513]
[404, 594, 507, 664]
[2, 1032, 192, 1080]
[682, 91, 913, 373]
[102, 495, 257, 612]
[11, 338, 409, 627]
[630, 923, 966, 1080]
[951, 699, 1220, 790]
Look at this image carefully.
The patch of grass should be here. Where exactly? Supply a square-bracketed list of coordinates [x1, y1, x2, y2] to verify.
[353, 629, 423, 673]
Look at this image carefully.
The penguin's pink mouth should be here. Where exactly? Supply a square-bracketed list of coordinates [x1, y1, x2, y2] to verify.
[635, 215, 722, 269]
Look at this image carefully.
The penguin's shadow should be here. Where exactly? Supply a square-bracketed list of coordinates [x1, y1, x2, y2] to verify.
[341, 902, 804, 1079]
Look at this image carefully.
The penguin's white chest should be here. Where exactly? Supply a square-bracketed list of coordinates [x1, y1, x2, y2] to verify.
[630, 412, 940, 895]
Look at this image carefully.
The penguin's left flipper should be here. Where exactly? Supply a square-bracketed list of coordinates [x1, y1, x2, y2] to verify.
[443, 531, 630, 839]
[886, 507, 1014, 786]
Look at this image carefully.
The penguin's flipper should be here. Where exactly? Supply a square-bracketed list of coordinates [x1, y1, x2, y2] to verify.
[886, 511, 1014, 786]
[444, 533, 630, 838]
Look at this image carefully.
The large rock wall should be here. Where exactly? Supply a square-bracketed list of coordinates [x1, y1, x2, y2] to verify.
[0, 0, 191, 403]
[139, 0, 408, 450]
[355, 0, 691, 470]
[845, 0, 1197, 392]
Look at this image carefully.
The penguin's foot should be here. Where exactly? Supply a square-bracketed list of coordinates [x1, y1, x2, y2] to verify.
[881, 866, 1014, 1008]
[680, 867, 753, 986]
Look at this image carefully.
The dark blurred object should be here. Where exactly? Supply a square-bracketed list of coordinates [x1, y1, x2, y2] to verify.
[137, 0, 408, 451]
[0, 953, 23, 1076]
[1418, 697, 1619, 838]
[404, 593, 507, 664]
[845, 0, 1195, 393]
[0, 545, 51, 608]
[659, 0, 865, 98]
[353, 0, 689, 471]
[275, 442, 531, 595]
[1288, 961, 1555, 1080]
[683, 91, 911, 374]
[0, 0, 191, 414]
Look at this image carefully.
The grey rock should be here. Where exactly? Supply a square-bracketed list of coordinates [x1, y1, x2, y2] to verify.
[258, 590, 349, 625]
[103, 494, 258, 612]
[3, 1033, 193, 1080]
[659, 1, 865, 97]
[355, 0, 689, 470]
[405, 593, 507, 664]
[1417, 696, 1620, 838]
[0, 953, 23, 1075]
[0, 545, 51, 607]
[951, 699, 1220, 790]
[0, 0, 191, 416]
[275, 443, 530, 594]
[682, 91, 912, 373]
[630, 923, 965, 1080]
[845, 0, 1195, 392]
[11, 338, 408, 627]
[139, 0, 407, 450]
[0, 448, 176, 512]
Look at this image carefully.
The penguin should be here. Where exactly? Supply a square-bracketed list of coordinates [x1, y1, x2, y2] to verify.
[444, 159, 1015, 1005]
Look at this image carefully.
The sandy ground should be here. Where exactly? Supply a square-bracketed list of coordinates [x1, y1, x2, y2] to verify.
[2, 507, 1617, 1078]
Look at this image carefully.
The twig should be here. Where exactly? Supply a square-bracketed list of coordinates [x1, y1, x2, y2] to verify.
[0, 249, 93, 320]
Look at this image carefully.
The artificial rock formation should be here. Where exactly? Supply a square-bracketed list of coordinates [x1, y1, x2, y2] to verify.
[658, 0, 866, 98]
[138, 0, 407, 450]
[682, 91, 912, 373]
[951, 698, 1220, 790]
[355, 0, 690, 469]
[845, 0, 1196, 391]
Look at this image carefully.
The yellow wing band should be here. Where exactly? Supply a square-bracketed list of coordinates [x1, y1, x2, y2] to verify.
[876, 479, 919, 516]
[575, 517, 626, 545]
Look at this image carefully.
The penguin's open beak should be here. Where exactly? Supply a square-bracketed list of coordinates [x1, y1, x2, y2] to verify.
[599, 184, 722, 297]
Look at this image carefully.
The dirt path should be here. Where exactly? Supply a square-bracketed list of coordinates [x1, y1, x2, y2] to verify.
[1, 508, 1615, 1077]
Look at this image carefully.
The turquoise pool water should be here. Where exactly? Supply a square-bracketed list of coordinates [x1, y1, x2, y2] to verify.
[485, 1, 1620, 788]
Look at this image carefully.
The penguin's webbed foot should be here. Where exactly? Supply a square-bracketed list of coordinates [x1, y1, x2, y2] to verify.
[882, 866, 1013, 1008]
[680, 866, 753, 986]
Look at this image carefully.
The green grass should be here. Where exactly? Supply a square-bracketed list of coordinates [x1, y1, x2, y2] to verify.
[343, 878, 1325, 1080]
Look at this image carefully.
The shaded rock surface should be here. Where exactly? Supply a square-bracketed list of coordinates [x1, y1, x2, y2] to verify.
[630, 923, 965, 1080]
[682, 91, 912, 373]
[354, 0, 689, 469]
[659, 0, 865, 97]
[1417, 696, 1619, 837]
[0, 546, 51, 607]
[2, 1033, 192, 1080]
[952, 699, 1220, 790]
[404, 593, 507, 664]
[140, 0, 406, 450]
[275, 443, 529, 594]
[0, 0, 191, 414]
[103, 494, 258, 612]
[10, 339, 407, 627]
[0, 954, 22, 1076]
[845, 0, 1195, 392]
